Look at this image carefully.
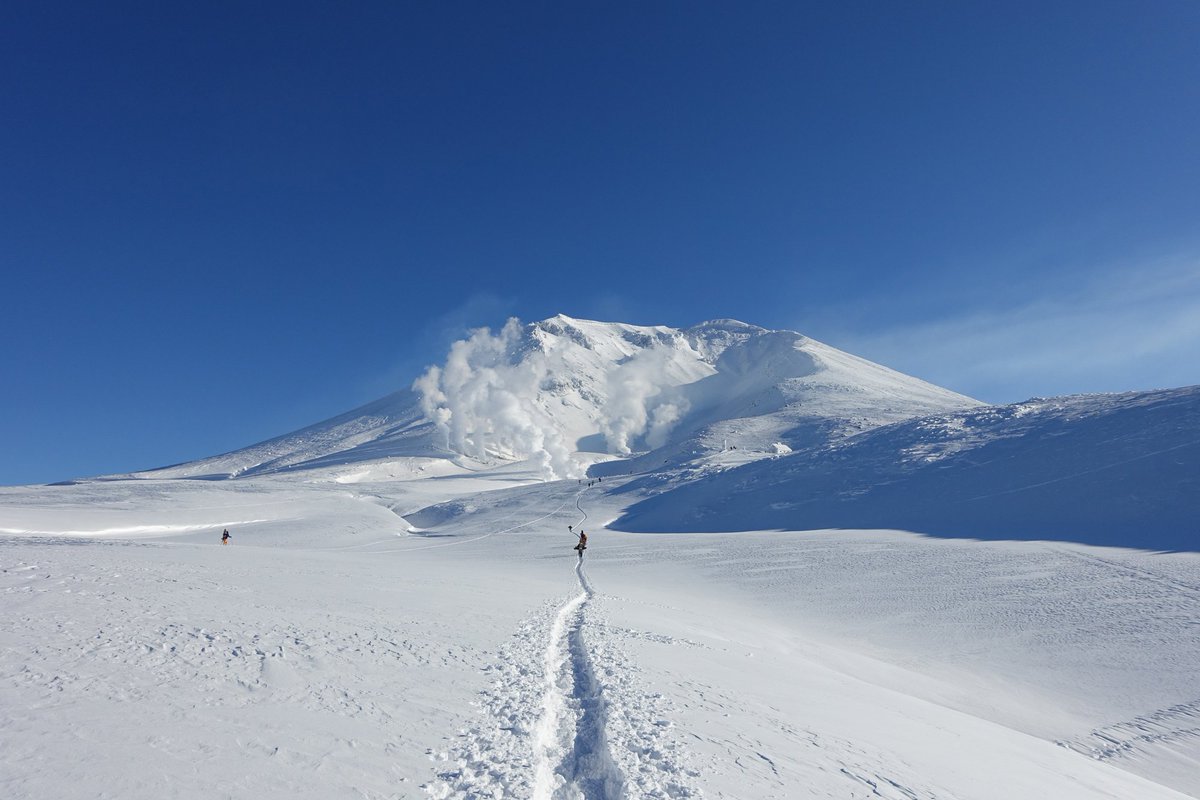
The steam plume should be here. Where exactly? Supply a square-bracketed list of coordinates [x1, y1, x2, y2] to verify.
[414, 317, 695, 478]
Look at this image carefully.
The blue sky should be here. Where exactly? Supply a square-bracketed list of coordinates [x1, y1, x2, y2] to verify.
[3, 2, 1198, 485]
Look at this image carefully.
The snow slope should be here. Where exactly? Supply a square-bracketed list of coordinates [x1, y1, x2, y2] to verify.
[125, 389, 446, 481]
[2, 472, 1198, 798]
[616, 385, 1200, 551]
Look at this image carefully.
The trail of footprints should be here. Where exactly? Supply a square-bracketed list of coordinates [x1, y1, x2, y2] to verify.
[425, 564, 701, 799]
[1059, 697, 1200, 763]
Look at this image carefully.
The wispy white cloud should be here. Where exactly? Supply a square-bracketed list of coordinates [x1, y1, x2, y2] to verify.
[825, 257, 1200, 403]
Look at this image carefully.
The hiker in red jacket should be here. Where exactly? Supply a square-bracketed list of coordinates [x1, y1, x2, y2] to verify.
[574, 530, 587, 559]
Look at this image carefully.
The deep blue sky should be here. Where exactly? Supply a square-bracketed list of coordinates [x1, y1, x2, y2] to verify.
[3, 2, 1199, 485]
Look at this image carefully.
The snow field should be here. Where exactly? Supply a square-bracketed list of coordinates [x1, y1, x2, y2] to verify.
[592, 561, 1196, 800]
[3, 470, 1198, 798]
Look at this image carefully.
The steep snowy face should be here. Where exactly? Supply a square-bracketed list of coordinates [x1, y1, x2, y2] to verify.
[413, 315, 982, 478]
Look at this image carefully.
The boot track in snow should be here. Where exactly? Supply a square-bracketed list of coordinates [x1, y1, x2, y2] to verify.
[532, 558, 623, 800]
[426, 487, 697, 799]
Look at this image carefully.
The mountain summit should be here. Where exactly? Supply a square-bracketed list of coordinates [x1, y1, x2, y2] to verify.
[411, 314, 981, 479]
[141, 316, 981, 481]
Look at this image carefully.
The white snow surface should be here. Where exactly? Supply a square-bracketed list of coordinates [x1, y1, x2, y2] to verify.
[3, 316, 1198, 798]
[617, 384, 1200, 551]
[2, 469, 1198, 799]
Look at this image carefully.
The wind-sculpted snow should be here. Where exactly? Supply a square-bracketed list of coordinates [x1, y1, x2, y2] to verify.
[616, 385, 1200, 551]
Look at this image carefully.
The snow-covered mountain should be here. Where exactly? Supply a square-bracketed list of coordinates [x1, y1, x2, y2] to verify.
[138, 314, 981, 481]
[617, 384, 1200, 551]
[112, 313, 1198, 552]
[5, 315, 1200, 799]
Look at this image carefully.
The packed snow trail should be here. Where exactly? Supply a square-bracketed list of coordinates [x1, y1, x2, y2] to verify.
[428, 486, 674, 799]
[533, 585, 589, 798]
[562, 562, 621, 798]
[532, 557, 623, 800]
[534, 488, 623, 799]
[575, 489, 589, 528]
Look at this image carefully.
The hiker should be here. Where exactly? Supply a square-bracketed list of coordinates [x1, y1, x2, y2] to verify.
[221, 529, 230, 545]
[574, 530, 588, 558]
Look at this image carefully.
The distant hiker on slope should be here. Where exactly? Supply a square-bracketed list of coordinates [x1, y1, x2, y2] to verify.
[574, 530, 587, 559]
[221, 529, 230, 545]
